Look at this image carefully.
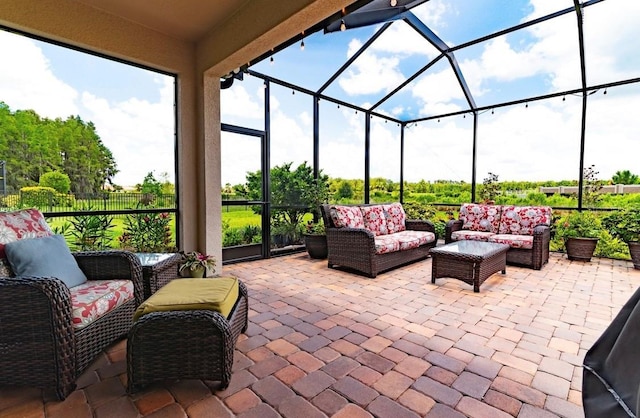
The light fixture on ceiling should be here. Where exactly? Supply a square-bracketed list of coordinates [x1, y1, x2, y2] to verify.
[390, 0, 398, 6]
[604, 88, 608, 95]
[300, 39, 305, 50]
[340, 19, 346, 31]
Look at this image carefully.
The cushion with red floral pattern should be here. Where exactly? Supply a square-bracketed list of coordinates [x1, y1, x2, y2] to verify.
[459, 204, 502, 233]
[383, 203, 406, 233]
[329, 205, 365, 229]
[498, 206, 552, 235]
[0, 208, 53, 260]
[360, 205, 389, 236]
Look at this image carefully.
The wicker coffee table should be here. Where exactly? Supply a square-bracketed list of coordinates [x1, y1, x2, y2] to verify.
[430, 241, 510, 292]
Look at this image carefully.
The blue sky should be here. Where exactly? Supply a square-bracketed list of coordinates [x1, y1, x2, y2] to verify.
[222, 0, 640, 186]
[1, 0, 639, 189]
[0, 30, 174, 188]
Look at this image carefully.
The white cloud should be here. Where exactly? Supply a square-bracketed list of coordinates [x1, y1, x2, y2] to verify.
[220, 83, 262, 119]
[0, 31, 78, 118]
[0, 31, 175, 188]
[81, 76, 175, 187]
[338, 39, 405, 96]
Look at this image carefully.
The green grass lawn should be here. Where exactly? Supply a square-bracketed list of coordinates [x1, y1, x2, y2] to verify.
[222, 207, 261, 229]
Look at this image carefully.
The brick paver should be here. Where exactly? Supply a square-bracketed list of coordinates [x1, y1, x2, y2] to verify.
[0, 254, 635, 418]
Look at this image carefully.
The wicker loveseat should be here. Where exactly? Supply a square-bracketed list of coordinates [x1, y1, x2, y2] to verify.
[0, 209, 143, 399]
[320, 203, 437, 278]
[445, 203, 552, 270]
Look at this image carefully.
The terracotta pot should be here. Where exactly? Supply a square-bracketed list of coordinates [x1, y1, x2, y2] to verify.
[565, 237, 599, 262]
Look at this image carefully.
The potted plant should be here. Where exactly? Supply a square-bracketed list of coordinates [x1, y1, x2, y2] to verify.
[178, 251, 216, 278]
[555, 211, 603, 262]
[303, 220, 328, 259]
[301, 176, 330, 259]
[603, 207, 640, 269]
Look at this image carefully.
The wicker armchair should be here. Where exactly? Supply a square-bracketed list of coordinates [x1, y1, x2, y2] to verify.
[0, 251, 143, 399]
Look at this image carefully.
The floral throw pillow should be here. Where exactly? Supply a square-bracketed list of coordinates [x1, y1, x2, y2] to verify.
[499, 206, 552, 235]
[459, 204, 502, 233]
[0, 208, 53, 259]
[329, 205, 365, 229]
[360, 205, 389, 236]
[383, 203, 406, 233]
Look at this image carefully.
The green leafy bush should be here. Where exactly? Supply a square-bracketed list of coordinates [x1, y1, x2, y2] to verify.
[39, 171, 71, 194]
[19, 186, 74, 208]
[555, 211, 603, 239]
[602, 207, 640, 243]
[120, 209, 173, 252]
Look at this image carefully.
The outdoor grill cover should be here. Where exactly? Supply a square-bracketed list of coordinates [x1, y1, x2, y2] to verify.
[583, 285, 640, 418]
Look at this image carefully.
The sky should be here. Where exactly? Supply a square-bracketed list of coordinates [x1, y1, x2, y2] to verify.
[1, 0, 639, 189]
[0, 29, 174, 188]
[221, 0, 640, 186]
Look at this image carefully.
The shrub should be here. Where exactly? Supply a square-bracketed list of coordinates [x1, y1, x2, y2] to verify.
[65, 208, 115, 251]
[555, 211, 604, 240]
[120, 209, 173, 252]
[39, 171, 71, 194]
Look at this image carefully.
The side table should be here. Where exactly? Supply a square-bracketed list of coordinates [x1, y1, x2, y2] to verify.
[135, 253, 182, 299]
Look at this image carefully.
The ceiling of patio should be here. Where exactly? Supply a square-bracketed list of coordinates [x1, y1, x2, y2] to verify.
[73, 0, 251, 42]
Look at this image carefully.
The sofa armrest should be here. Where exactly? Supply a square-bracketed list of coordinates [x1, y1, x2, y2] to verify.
[532, 224, 551, 243]
[74, 251, 144, 305]
[0, 276, 76, 379]
[326, 227, 376, 255]
[445, 219, 463, 243]
[406, 219, 436, 235]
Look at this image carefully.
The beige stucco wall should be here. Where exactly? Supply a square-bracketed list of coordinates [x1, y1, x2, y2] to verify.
[0, 0, 354, 271]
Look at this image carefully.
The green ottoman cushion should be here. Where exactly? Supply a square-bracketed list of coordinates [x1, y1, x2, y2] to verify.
[134, 277, 239, 321]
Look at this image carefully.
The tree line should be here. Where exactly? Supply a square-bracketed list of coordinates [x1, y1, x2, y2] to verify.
[0, 102, 117, 195]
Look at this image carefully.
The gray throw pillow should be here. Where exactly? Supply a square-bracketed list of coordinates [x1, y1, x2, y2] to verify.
[5, 234, 88, 288]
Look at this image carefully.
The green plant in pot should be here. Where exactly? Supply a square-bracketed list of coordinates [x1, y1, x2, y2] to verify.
[179, 251, 216, 278]
[602, 207, 640, 269]
[303, 220, 328, 259]
[555, 211, 604, 262]
[301, 176, 330, 259]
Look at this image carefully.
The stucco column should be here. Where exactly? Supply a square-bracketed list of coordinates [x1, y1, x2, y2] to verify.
[201, 73, 222, 270]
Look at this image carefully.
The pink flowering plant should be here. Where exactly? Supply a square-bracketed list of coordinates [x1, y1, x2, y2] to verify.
[120, 210, 173, 252]
[179, 251, 216, 275]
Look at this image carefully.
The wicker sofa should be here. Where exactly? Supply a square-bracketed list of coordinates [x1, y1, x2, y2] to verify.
[445, 203, 552, 270]
[320, 203, 437, 278]
[0, 209, 143, 399]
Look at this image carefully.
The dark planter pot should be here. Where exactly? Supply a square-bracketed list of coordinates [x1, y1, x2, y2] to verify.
[628, 241, 640, 270]
[222, 243, 263, 262]
[272, 234, 293, 248]
[565, 237, 599, 262]
[303, 234, 328, 259]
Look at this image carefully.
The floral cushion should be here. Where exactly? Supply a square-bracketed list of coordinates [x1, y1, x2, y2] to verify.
[488, 234, 534, 250]
[0, 208, 53, 259]
[374, 235, 399, 254]
[498, 206, 552, 235]
[459, 204, 502, 233]
[394, 230, 436, 251]
[361, 205, 389, 236]
[70, 279, 134, 329]
[383, 203, 406, 233]
[329, 205, 365, 229]
[450, 230, 495, 242]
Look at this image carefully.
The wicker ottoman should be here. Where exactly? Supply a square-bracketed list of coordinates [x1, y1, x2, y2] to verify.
[127, 278, 249, 393]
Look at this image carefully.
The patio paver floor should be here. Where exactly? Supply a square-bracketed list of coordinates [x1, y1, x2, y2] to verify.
[0, 252, 637, 417]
